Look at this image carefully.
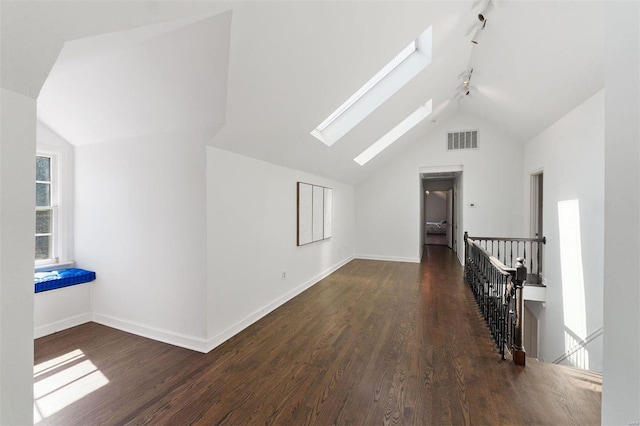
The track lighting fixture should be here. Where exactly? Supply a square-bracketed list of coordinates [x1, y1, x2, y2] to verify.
[471, 27, 483, 44]
[471, 0, 493, 44]
[456, 85, 471, 100]
[462, 68, 474, 85]
[455, 66, 473, 101]
[478, 13, 487, 28]
[458, 86, 471, 96]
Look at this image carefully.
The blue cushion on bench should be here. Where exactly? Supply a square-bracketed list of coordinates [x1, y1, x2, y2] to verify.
[34, 268, 96, 293]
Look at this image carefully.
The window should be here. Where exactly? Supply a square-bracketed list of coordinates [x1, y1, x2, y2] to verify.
[311, 26, 433, 147]
[354, 99, 432, 166]
[35, 154, 58, 265]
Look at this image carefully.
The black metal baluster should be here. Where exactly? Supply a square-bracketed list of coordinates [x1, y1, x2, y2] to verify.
[464, 233, 528, 365]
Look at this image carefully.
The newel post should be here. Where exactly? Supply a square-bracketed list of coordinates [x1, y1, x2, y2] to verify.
[464, 232, 468, 263]
[513, 257, 527, 366]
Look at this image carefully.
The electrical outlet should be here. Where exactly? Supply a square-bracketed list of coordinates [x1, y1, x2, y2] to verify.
[282, 270, 287, 280]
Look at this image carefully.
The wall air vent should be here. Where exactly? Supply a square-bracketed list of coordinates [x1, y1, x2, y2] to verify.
[447, 130, 478, 150]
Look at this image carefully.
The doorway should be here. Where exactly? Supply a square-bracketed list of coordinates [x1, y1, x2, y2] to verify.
[424, 190, 451, 246]
[530, 171, 543, 239]
[530, 171, 543, 279]
[420, 167, 463, 261]
[422, 172, 461, 251]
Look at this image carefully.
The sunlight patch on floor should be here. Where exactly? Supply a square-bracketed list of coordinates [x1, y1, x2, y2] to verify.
[33, 349, 109, 424]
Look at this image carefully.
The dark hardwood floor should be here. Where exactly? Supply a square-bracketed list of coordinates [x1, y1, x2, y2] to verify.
[34, 246, 601, 425]
[425, 233, 448, 246]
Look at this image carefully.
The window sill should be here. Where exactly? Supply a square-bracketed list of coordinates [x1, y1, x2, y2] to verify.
[35, 261, 75, 273]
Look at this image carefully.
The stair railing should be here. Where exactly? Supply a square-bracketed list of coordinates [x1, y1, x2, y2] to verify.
[464, 232, 527, 366]
[466, 234, 546, 284]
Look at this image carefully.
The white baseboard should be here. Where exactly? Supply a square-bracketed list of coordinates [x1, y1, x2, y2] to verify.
[39, 255, 356, 354]
[92, 312, 208, 353]
[354, 254, 421, 264]
[204, 255, 355, 353]
[34, 312, 92, 339]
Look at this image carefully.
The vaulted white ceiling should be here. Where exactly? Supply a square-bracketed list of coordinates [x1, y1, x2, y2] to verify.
[1, 1, 604, 184]
[38, 12, 232, 145]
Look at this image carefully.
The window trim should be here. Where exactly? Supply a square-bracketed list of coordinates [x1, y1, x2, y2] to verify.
[35, 206, 58, 265]
[35, 152, 60, 266]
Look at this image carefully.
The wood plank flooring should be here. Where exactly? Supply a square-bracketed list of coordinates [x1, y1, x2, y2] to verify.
[34, 246, 601, 425]
[425, 233, 448, 246]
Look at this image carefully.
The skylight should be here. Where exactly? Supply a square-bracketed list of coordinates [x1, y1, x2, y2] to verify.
[314, 42, 417, 133]
[354, 99, 432, 166]
[311, 26, 432, 147]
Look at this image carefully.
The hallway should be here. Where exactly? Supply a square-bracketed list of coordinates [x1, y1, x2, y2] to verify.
[34, 246, 601, 425]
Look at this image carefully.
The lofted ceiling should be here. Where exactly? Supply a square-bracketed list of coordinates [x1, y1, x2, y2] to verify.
[38, 12, 232, 146]
[1, 1, 604, 185]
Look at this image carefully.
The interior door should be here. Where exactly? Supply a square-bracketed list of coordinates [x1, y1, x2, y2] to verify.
[446, 189, 453, 249]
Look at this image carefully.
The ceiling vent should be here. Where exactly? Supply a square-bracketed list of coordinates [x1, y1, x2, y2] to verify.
[447, 130, 478, 150]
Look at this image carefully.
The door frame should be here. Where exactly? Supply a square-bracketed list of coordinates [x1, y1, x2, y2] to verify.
[419, 165, 463, 259]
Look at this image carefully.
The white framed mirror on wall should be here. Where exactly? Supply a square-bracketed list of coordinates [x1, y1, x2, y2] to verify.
[297, 182, 332, 246]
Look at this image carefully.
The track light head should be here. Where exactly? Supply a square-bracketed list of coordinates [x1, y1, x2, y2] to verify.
[458, 85, 470, 96]
[472, 0, 493, 41]
[455, 90, 470, 102]
[462, 68, 474, 84]
[471, 27, 483, 44]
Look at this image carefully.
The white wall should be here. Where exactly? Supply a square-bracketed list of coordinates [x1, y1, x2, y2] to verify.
[355, 111, 523, 263]
[34, 285, 92, 338]
[206, 147, 355, 349]
[602, 2, 640, 423]
[522, 90, 605, 371]
[75, 130, 209, 351]
[55, 136, 356, 354]
[0, 88, 36, 424]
